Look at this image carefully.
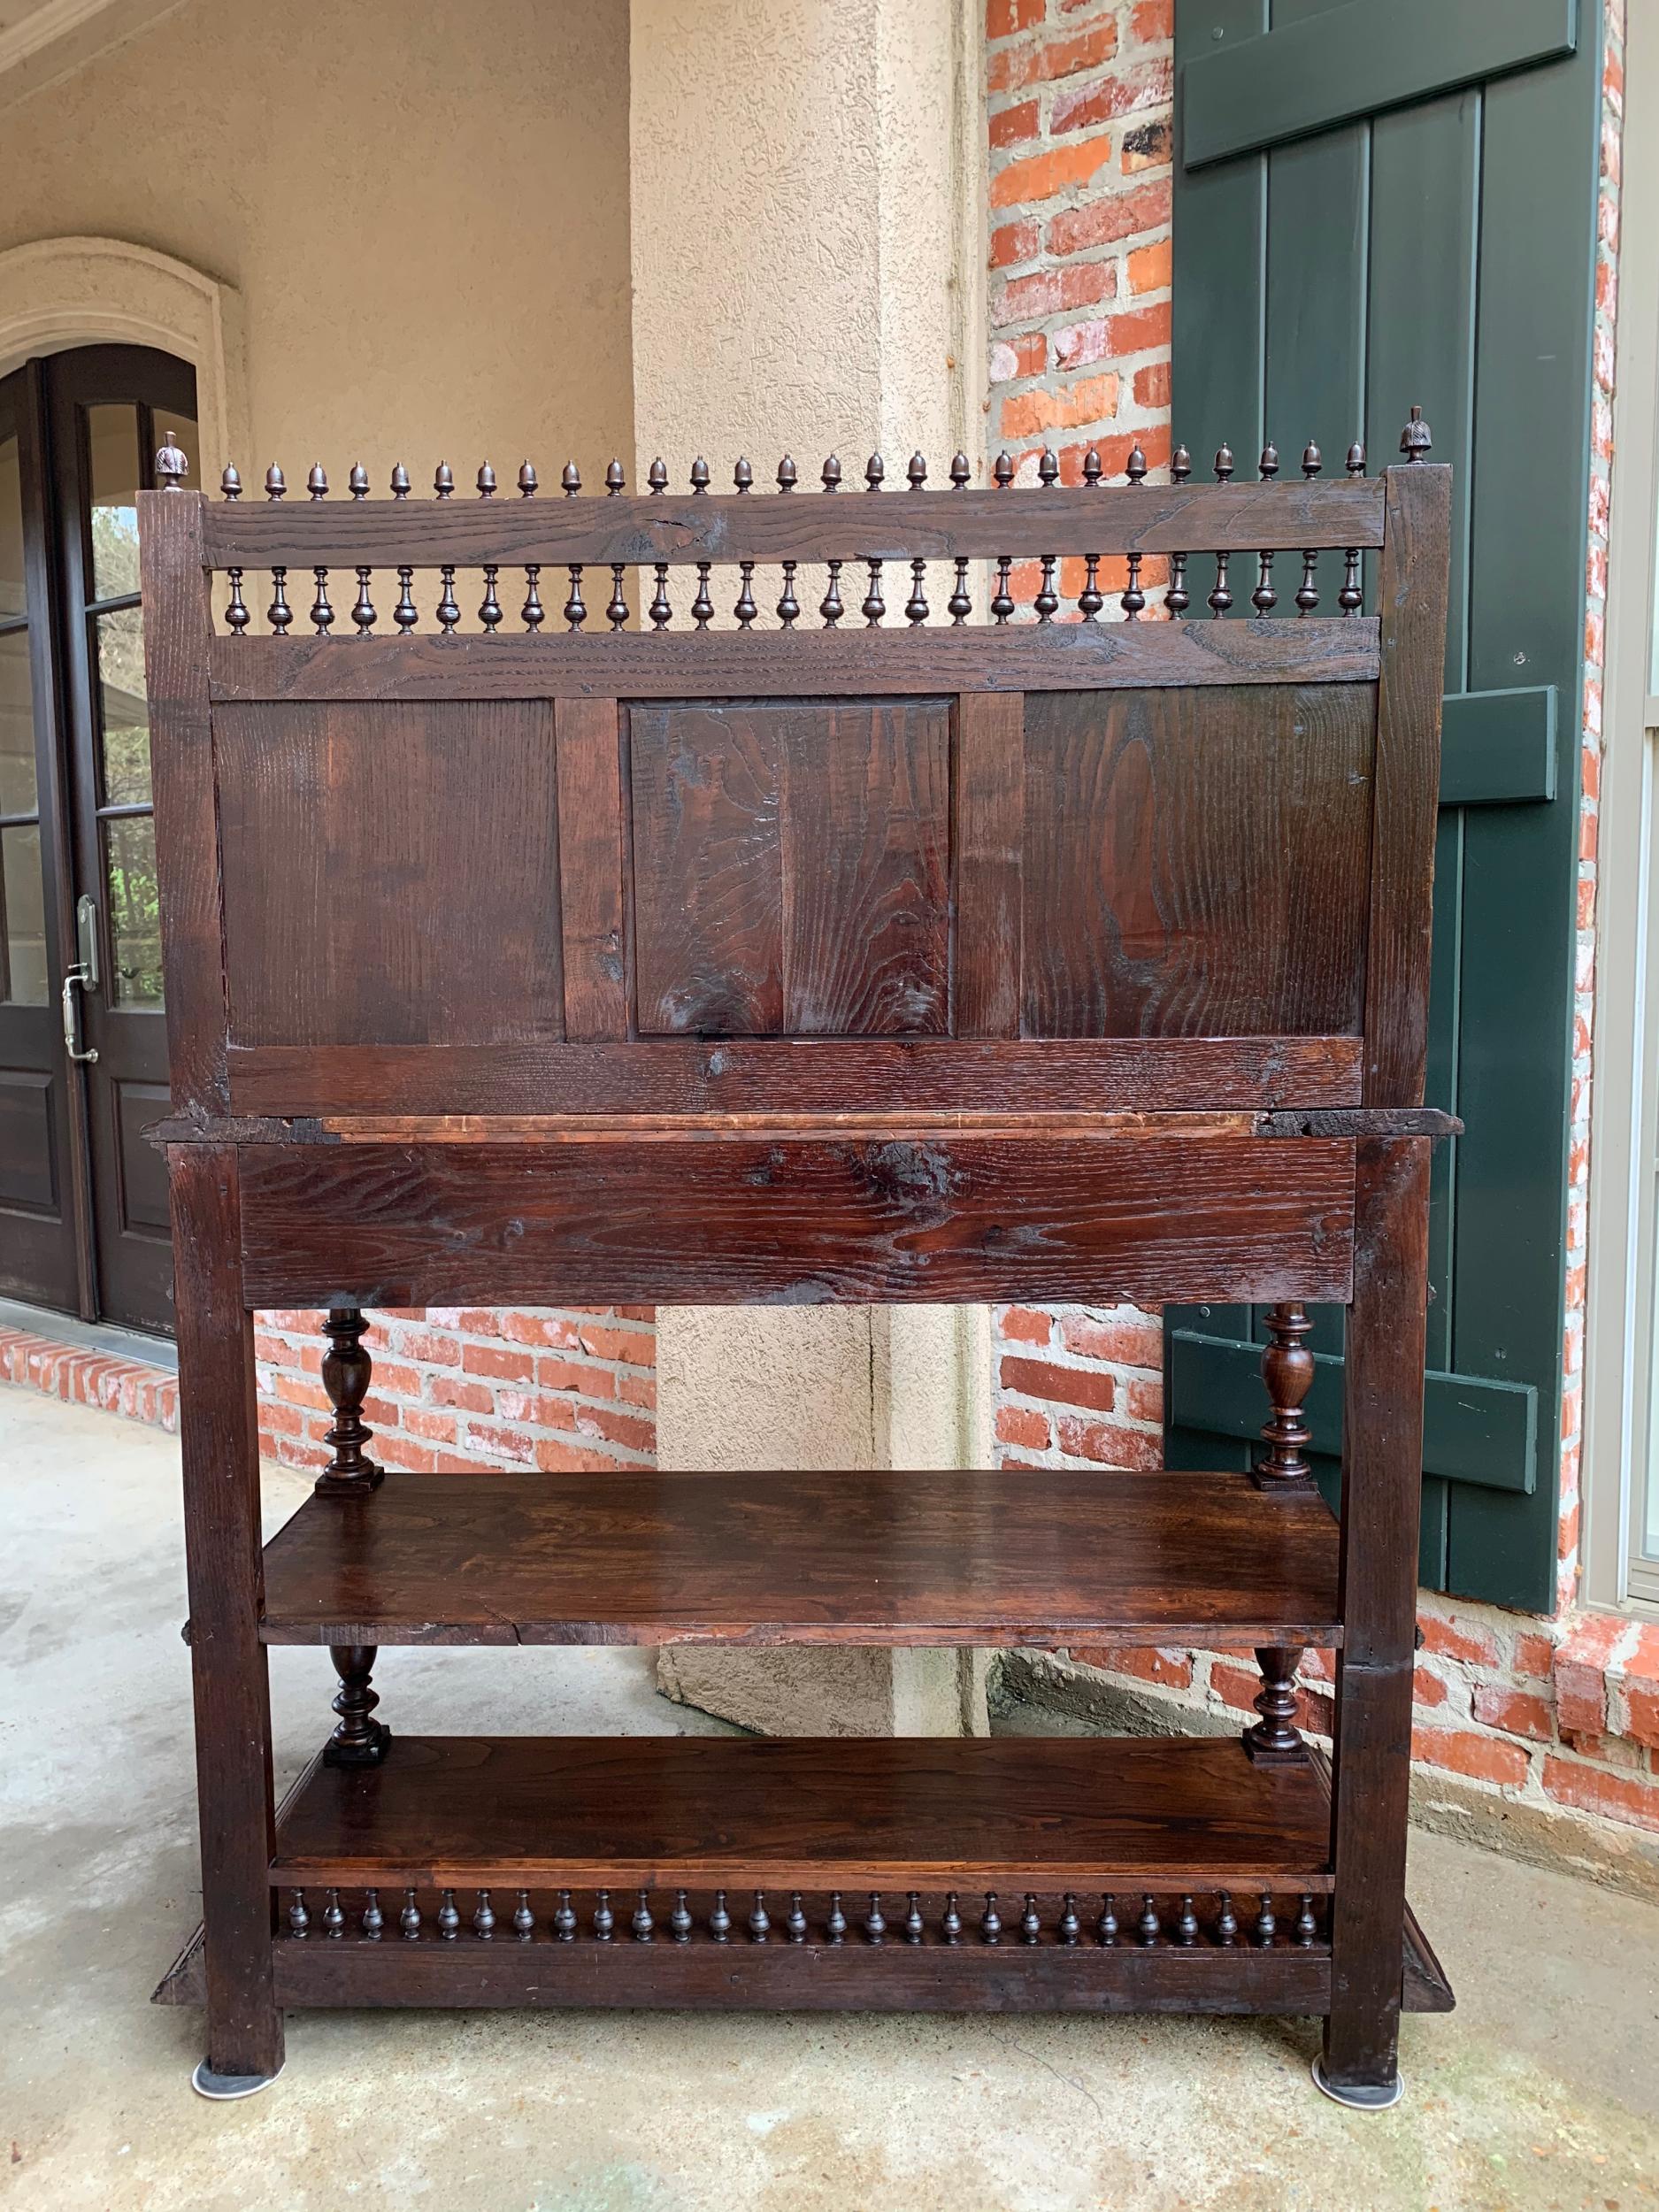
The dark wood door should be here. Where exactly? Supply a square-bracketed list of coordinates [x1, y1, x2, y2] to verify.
[0, 346, 196, 1333]
[0, 364, 82, 1311]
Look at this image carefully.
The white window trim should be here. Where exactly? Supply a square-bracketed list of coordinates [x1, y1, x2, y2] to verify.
[1586, 0, 1659, 1617]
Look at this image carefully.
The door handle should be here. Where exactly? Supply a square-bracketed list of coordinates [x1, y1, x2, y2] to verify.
[61, 964, 98, 1064]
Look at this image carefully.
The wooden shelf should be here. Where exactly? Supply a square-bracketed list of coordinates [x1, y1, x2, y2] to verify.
[268, 1733, 1334, 1891]
[258, 1468, 1340, 1649]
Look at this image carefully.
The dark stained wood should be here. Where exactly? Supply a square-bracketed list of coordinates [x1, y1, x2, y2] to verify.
[208, 620, 1382, 703]
[258, 1468, 1342, 1648]
[140, 489, 229, 1113]
[1022, 685, 1374, 1038]
[234, 1134, 1358, 1308]
[225, 1034, 1365, 1118]
[271, 1735, 1336, 1891]
[1363, 465, 1453, 1102]
[167, 1144, 283, 2079]
[216, 701, 563, 1047]
[153, 1899, 1456, 2015]
[1325, 1136, 1432, 2096]
[553, 696, 626, 1040]
[314, 1306, 383, 1496]
[955, 692, 1025, 1037]
[629, 701, 951, 1035]
[201, 479, 1388, 569]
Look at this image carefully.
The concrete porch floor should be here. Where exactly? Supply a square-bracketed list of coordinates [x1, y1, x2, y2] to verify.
[2, 1386, 1656, 2212]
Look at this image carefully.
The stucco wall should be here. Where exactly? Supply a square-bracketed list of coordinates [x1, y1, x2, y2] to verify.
[0, 0, 634, 481]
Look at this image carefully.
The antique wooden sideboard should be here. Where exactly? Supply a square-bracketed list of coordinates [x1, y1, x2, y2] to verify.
[140, 421, 1455, 2108]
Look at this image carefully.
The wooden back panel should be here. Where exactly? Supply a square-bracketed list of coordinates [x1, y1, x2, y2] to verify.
[138, 449, 1450, 1128]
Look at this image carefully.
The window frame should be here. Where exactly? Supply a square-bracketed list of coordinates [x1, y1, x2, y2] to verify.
[1586, 0, 1659, 1617]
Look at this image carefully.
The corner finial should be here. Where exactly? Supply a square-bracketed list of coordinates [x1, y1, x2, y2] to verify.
[1400, 404, 1432, 461]
[157, 431, 189, 489]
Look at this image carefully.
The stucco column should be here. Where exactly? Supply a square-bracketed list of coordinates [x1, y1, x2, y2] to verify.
[630, 0, 989, 1737]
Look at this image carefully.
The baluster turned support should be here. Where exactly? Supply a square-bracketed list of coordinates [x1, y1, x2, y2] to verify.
[314, 1306, 384, 1496]
[1243, 1643, 1308, 1766]
[1255, 1302, 1316, 1492]
[323, 1644, 391, 1767]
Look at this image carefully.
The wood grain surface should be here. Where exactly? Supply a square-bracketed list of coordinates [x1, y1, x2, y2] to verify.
[258, 1468, 1342, 1648]
[270, 1734, 1337, 1889]
[235, 1133, 1357, 1307]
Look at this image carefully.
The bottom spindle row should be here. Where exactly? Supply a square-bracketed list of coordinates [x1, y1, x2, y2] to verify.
[280, 1885, 1325, 1951]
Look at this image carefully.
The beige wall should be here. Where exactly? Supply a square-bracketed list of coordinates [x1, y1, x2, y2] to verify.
[0, 0, 634, 483]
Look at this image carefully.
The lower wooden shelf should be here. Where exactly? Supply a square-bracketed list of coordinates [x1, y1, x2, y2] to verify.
[148, 1737, 1453, 2018]
[267, 1733, 1337, 1890]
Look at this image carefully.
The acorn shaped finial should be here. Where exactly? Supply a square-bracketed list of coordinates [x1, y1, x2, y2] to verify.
[562, 462, 582, 495]
[390, 463, 411, 499]
[733, 457, 753, 493]
[993, 451, 1014, 488]
[477, 462, 497, 498]
[349, 463, 369, 500]
[606, 458, 626, 495]
[219, 464, 242, 500]
[434, 462, 454, 498]
[907, 451, 927, 490]
[517, 460, 537, 496]
[306, 463, 328, 500]
[1301, 442, 1322, 480]
[864, 453, 885, 491]
[821, 454, 842, 491]
[265, 464, 286, 500]
[648, 457, 668, 494]
[949, 451, 971, 488]
[777, 455, 797, 492]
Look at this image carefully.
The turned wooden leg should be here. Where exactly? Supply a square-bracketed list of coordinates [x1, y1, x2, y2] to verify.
[323, 1644, 391, 1767]
[1255, 1301, 1317, 1492]
[171, 1146, 284, 2093]
[1320, 1140, 1431, 2111]
[314, 1306, 384, 1497]
[1243, 1645, 1309, 1764]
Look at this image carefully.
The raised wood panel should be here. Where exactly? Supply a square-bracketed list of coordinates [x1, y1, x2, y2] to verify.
[629, 700, 951, 1036]
[0, 1067, 57, 1212]
[235, 1133, 1356, 1307]
[114, 1079, 172, 1236]
[216, 701, 563, 1048]
[1022, 684, 1375, 1038]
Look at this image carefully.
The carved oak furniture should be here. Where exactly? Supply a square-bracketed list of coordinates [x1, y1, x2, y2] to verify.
[141, 420, 1455, 2108]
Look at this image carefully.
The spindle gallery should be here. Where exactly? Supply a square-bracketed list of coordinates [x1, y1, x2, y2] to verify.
[140, 416, 1454, 2110]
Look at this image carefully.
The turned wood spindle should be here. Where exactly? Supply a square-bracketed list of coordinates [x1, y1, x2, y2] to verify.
[734, 560, 757, 626]
[826, 1892, 848, 1944]
[942, 1892, 964, 1944]
[593, 1889, 614, 1941]
[309, 568, 334, 634]
[949, 451, 972, 622]
[1296, 1894, 1319, 1946]
[1253, 1893, 1277, 1948]
[708, 1889, 731, 1943]
[361, 1889, 383, 1939]
[979, 1893, 1002, 1945]
[991, 451, 1014, 623]
[436, 565, 460, 633]
[400, 1888, 421, 1939]
[316, 1307, 383, 1494]
[514, 1890, 534, 1939]
[1121, 444, 1147, 618]
[1297, 441, 1322, 614]
[1058, 1895, 1080, 1945]
[288, 1888, 309, 1938]
[352, 567, 376, 635]
[323, 1886, 344, 1938]
[864, 1893, 887, 1944]
[554, 1889, 576, 1940]
[1020, 1894, 1041, 1945]
[1138, 1894, 1161, 1947]
[1340, 442, 1366, 612]
[905, 1893, 924, 1944]
[787, 1893, 808, 1943]
[438, 1889, 459, 1940]
[1177, 1895, 1199, 1947]
[1216, 1892, 1239, 1945]
[395, 568, 418, 632]
[1256, 1301, 1316, 1490]
[323, 1644, 391, 1767]
[473, 1889, 495, 1939]
[1096, 1893, 1118, 1946]
[1165, 446, 1191, 615]
[670, 1889, 692, 1943]
[749, 1891, 771, 1942]
[1243, 1643, 1309, 1765]
[634, 1889, 656, 1941]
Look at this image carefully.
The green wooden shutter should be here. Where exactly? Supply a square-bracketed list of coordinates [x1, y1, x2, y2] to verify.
[1164, 0, 1601, 1612]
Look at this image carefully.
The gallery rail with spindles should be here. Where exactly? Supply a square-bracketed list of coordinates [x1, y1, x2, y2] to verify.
[140, 412, 1454, 2108]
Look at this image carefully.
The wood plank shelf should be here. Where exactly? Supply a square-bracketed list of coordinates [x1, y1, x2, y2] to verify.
[269, 1734, 1336, 1891]
[258, 1469, 1342, 1649]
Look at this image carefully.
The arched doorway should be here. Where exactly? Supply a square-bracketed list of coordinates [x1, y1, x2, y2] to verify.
[0, 343, 196, 1333]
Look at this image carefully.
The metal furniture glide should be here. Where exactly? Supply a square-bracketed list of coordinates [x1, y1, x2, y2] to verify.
[142, 420, 1455, 2107]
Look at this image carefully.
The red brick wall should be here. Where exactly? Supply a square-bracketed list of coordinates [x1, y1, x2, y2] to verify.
[983, 0, 1659, 1841]
[254, 1307, 655, 1476]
